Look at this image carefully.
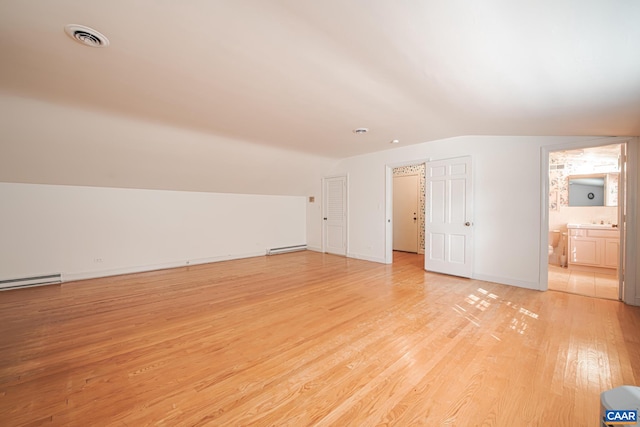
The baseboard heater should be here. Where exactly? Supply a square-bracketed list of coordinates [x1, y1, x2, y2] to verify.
[266, 245, 307, 255]
[0, 274, 62, 291]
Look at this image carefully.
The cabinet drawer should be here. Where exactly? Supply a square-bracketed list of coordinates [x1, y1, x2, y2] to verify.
[569, 229, 586, 237]
[587, 229, 618, 238]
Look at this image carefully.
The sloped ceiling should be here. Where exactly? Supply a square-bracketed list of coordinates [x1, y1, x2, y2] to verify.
[1, 1, 639, 158]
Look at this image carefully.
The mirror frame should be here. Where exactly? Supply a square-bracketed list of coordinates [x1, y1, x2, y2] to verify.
[567, 173, 618, 207]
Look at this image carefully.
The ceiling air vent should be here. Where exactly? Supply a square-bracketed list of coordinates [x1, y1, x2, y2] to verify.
[64, 24, 109, 48]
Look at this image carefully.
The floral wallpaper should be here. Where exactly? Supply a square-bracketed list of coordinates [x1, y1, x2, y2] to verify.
[393, 164, 426, 254]
[607, 173, 619, 207]
[549, 145, 620, 210]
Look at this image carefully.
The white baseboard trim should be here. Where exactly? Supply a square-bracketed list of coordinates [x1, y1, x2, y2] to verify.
[347, 252, 386, 264]
[473, 274, 541, 291]
[62, 251, 266, 283]
[306, 245, 323, 253]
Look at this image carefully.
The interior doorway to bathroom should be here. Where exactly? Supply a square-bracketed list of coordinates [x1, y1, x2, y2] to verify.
[547, 143, 624, 300]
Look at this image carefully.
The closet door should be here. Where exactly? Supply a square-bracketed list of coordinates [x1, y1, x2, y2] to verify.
[323, 176, 347, 256]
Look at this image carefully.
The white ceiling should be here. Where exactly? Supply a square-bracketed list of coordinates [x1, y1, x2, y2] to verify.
[1, 1, 639, 158]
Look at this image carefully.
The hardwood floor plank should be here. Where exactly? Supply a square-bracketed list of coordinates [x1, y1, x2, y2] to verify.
[1, 251, 639, 426]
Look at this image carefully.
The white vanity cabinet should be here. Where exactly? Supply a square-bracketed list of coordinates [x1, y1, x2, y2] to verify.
[567, 226, 619, 271]
[603, 239, 620, 268]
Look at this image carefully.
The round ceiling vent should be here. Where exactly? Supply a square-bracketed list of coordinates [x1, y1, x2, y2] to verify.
[64, 24, 109, 48]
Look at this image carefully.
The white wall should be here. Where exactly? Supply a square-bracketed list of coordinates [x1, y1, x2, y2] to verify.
[305, 193, 324, 252]
[634, 139, 640, 306]
[319, 135, 621, 291]
[0, 94, 335, 282]
[0, 183, 306, 284]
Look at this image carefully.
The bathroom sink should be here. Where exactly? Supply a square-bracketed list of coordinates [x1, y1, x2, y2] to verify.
[567, 223, 616, 229]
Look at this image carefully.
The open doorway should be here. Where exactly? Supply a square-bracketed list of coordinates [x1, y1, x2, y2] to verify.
[546, 143, 624, 300]
[387, 163, 426, 263]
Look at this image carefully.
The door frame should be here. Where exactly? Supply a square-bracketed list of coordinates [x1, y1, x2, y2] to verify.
[384, 159, 430, 264]
[322, 174, 349, 255]
[540, 137, 637, 304]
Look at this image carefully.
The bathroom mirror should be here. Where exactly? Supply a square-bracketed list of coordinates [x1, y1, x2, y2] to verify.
[568, 173, 618, 207]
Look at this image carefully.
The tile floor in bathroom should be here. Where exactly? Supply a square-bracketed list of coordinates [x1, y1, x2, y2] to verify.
[548, 264, 619, 300]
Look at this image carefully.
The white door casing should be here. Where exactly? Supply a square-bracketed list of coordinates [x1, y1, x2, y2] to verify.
[540, 137, 636, 301]
[425, 156, 473, 278]
[618, 143, 627, 300]
[323, 176, 347, 256]
[393, 175, 419, 253]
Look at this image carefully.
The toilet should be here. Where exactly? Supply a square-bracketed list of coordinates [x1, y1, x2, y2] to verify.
[549, 230, 561, 256]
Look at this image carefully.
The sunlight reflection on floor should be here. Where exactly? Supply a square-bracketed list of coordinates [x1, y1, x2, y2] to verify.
[453, 287, 539, 337]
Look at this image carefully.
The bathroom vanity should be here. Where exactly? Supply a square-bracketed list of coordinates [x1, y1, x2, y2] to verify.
[567, 224, 619, 273]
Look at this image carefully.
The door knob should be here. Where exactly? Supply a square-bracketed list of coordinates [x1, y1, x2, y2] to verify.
[465, 221, 471, 226]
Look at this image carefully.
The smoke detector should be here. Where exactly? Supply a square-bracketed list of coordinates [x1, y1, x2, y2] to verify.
[64, 24, 109, 48]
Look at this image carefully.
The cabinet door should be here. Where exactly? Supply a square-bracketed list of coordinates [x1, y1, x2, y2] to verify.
[569, 236, 601, 266]
[604, 239, 619, 268]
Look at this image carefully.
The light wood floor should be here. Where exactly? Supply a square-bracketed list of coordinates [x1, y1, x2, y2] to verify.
[548, 264, 619, 300]
[1, 251, 639, 426]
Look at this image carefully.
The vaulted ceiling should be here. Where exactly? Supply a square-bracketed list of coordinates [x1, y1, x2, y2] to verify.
[1, 1, 639, 158]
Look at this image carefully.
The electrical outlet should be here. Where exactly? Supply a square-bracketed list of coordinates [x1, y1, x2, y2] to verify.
[94, 258, 103, 263]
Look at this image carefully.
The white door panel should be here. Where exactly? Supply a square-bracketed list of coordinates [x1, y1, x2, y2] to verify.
[425, 156, 473, 278]
[429, 233, 445, 261]
[323, 176, 347, 256]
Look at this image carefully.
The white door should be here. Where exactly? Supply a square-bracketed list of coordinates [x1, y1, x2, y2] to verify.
[323, 176, 347, 256]
[393, 175, 419, 253]
[425, 156, 473, 278]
